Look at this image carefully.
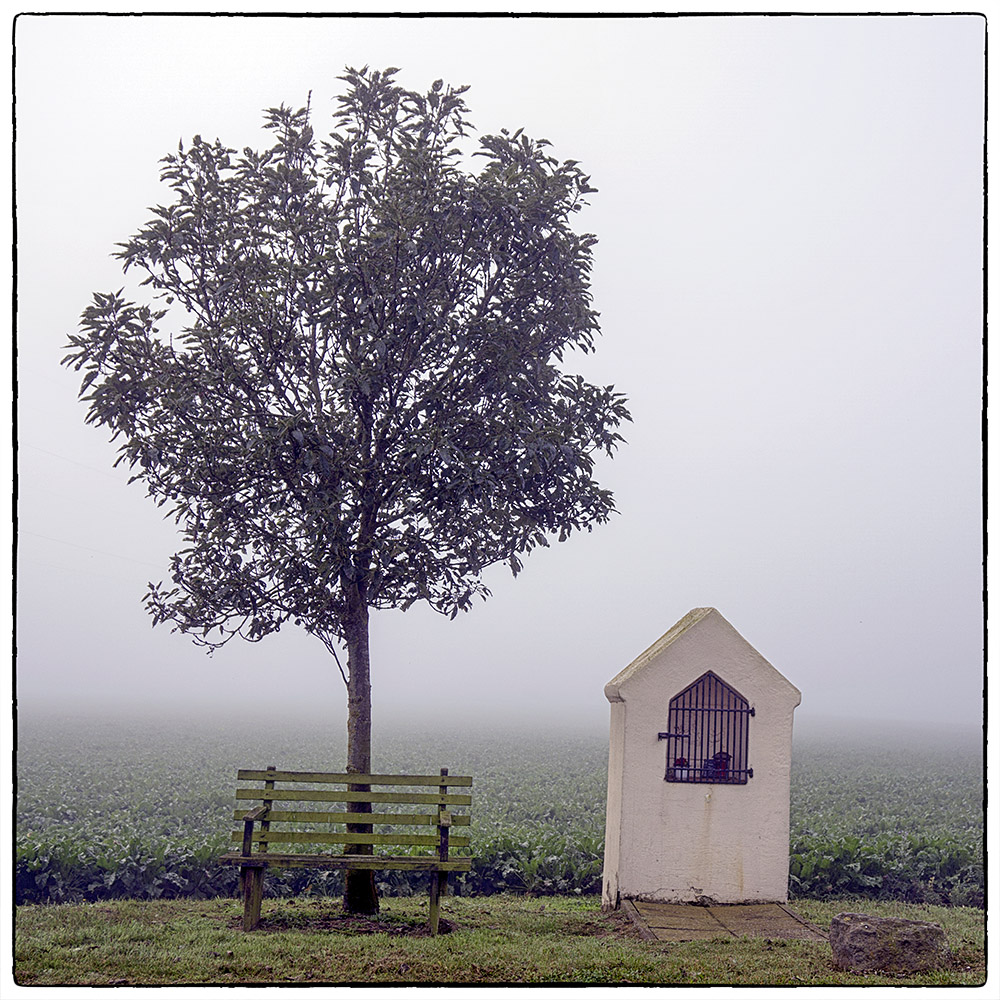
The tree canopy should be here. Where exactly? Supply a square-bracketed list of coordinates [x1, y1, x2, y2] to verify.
[64, 66, 630, 674]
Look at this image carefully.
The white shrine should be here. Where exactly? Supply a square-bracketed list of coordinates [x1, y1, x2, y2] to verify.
[602, 608, 801, 908]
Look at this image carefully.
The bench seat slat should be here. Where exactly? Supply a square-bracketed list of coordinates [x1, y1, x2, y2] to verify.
[237, 770, 472, 786]
[230, 830, 471, 848]
[220, 852, 472, 871]
[235, 788, 472, 806]
[231, 809, 471, 826]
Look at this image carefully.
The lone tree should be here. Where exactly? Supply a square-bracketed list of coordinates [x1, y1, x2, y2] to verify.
[64, 67, 630, 914]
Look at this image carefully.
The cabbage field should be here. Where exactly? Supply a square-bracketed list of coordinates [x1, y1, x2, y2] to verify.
[15, 709, 983, 908]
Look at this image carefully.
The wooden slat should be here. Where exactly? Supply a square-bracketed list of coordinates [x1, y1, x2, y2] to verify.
[230, 830, 471, 848]
[231, 809, 470, 826]
[235, 788, 472, 806]
[237, 770, 472, 787]
[219, 852, 472, 872]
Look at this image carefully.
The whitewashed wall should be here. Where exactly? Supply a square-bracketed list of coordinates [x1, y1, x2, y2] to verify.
[602, 608, 801, 907]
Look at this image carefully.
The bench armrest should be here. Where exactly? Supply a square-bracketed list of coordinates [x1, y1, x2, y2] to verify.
[241, 805, 270, 857]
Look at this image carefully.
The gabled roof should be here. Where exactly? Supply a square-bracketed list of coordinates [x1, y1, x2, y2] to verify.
[604, 607, 800, 704]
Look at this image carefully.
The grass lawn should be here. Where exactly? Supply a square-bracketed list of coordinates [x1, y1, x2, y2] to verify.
[13, 894, 986, 986]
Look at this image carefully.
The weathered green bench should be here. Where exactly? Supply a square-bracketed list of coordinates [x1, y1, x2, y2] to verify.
[219, 766, 473, 934]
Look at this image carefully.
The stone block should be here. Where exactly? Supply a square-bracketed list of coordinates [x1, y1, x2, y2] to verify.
[830, 912, 950, 974]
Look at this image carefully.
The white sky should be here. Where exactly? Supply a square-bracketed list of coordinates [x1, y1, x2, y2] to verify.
[12, 12, 985, 735]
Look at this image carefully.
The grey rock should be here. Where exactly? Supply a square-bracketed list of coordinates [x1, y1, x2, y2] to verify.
[830, 912, 950, 974]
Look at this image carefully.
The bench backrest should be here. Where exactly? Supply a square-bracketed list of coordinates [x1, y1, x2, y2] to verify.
[231, 767, 473, 857]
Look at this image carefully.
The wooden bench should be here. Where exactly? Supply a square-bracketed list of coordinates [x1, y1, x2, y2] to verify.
[219, 766, 473, 934]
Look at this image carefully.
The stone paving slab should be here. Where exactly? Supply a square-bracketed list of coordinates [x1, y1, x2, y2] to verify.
[624, 900, 828, 943]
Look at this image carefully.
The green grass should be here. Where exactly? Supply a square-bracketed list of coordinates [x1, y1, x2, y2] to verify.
[14, 894, 986, 986]
[14, 712, 985, 985]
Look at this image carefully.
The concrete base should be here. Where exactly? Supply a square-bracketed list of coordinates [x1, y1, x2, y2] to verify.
[622, 899, 828, 943]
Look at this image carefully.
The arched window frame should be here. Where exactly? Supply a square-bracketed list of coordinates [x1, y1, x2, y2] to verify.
[658, 671, 754, 784]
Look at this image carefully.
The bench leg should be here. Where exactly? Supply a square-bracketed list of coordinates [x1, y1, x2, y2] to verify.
[428, 870, 446, 935]
[242, 867, 264, 931]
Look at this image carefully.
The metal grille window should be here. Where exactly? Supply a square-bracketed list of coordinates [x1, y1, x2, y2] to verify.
[659, 672, 753, 783]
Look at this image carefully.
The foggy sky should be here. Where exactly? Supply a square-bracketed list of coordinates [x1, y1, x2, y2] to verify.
[13, 13, 985, 734]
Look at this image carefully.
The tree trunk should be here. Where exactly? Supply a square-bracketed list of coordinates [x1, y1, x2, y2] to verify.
[343, 578, 379, 915]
